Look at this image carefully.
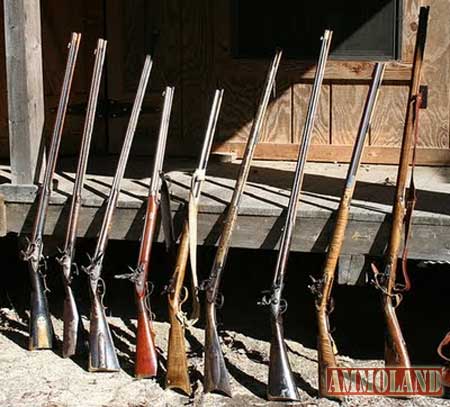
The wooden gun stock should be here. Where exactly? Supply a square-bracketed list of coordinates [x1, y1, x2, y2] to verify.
[89, 291, 120, 371]
[166, 222, 191, 394]
[204, 301, 232, 396]
[135, 297, 158, 378]
[28, 255, 53, 350]
[268, 305, 297, 400]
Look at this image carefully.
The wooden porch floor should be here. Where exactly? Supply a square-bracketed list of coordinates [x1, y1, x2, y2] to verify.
[0, 157, 449, 283]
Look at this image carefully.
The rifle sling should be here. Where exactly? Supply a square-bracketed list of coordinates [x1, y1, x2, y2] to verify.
[399, 93, 422, 293]
[187, 169, 206, 324]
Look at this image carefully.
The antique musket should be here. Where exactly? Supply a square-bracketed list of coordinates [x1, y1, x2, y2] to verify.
[165, 89, 224, 394]
[258, 31, 332, 401]
[56, 39, 107, 358]
[115, 86, 175, 378]
[371, 6, 429, 370]
[313, 62, 385, 399]
[202, 49, 282, 396]
[83, 55, 153, 372]
[22, 33, 81, 351]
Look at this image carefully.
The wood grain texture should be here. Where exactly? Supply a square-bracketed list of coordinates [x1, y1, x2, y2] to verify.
[402, 0, 420, 62]
[214, 143, 450, 166]
[331, 84, 369, 146]
[293, 83, 330, 145]
[181, 0, 213, 147]
[41, 0, 105, 155]
[260, 76, 291, 144]
[0, 1, 8, 157]
[370, 85, 409, 147]
[3, 0, 45, 184]
[417, 0, 450, 148]
[107, 0, 181, 155]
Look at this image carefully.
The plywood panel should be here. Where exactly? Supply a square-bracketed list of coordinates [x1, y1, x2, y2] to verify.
[331, 84, 369, 145]
[370, 85, 409, 147]
[293, 83, 330, 145]
[402, 0, 420, 62]
[260, 76, 292, 144]
[418, 0, 450, 148]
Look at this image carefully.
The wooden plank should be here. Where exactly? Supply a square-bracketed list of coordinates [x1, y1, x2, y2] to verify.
[402, 0, 420, 62]
[331, 84, 369, 145]
[107, 0, 181, 155]
[214, 142, 450, 166]
[3, 0, 45, 185]
[5, 203, 450, 264]
[370, 85, 409, 146]
[418, 0, 450, 149]
[40, 0, 105, 155]
[0, 1, 8, 157]
[293, 83, 330, 145]
[260, 77, 291, 144]
[181, 0, 213, 146]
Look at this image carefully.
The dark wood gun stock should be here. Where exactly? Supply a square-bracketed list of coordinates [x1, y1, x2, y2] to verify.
[204, 300, 231, 396]
[166, 221, 191, 394]
[203, 50, 282, 397]
[134, 196, 159, 378]
[28, 247, 53, 350]
[24, 32, 81, 350]
[88, 276, 120, 371]
[268, 297, 297, 400]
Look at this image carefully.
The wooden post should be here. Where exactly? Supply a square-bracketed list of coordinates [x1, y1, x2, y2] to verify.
[3, 0, 44, 185]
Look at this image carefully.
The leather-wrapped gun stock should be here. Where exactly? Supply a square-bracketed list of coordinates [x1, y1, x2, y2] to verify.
[22, 32, 81, 351]
[83, 55, 153, 372]
[57, 38, 107, 358]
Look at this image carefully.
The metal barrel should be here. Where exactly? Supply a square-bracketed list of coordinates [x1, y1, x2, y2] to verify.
[149, 86, 175, 195]
[94, 55, 153, 255]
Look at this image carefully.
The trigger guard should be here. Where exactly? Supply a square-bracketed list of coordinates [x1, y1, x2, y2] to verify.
[180, 286, 189, 305]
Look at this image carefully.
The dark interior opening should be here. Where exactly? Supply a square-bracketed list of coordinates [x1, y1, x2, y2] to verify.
[232, 0, 402, 60]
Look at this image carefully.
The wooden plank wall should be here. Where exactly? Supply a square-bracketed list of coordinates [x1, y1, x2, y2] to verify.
[189, 0, 450, 165]
[0, 0, 449, 165]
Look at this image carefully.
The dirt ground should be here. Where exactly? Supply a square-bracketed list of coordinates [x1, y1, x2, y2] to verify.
[0, 307, 447, 407]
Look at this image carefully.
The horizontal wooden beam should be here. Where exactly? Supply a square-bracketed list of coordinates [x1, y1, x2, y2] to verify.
[220, 60, 412, 82]
[214, 143, 450, 166]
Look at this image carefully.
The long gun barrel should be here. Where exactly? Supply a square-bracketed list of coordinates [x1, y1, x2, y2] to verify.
[56, 38, 107, 358]
[115, 86, 174, 378]
[202, 49, 282, 396]
[371, 6, 428, 370]
[83, 55, 153, 372]
[165, 89, 223, 394]
[259, 31, 332, 402]
[22, 32, 81, 351]
[314, 62, 385, 399]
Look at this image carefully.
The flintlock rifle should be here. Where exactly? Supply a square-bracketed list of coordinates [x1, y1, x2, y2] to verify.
[313, 62, 385, 399]
[56, 38, 107, 358]
[115, 86, 175, 378]
[22, 33, 81, 351]
[371, 6, 429, 370]
[165, 89, 224, 394]
[258, 30, 332, 401]
[202, 49, 282, 396]
[83, 55, 153, 372]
